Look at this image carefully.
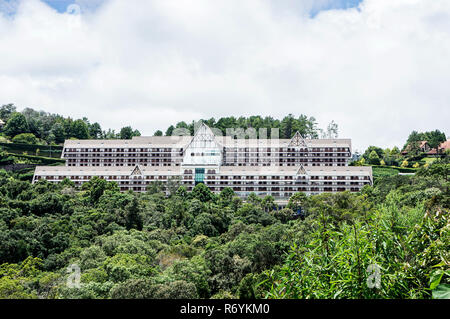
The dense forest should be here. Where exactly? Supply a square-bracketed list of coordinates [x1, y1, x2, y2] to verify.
[0, 159, 448, 299]
[0, 104, 141, 144]
[156, 115, 338, 140]
[0, 103, 448, 299]
[0, 104, 337, 145]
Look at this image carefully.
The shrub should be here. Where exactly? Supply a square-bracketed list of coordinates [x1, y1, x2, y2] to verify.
[12, 133, 38, 145]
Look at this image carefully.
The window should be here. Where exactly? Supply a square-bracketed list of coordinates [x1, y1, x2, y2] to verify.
[195, 168, 205, 185]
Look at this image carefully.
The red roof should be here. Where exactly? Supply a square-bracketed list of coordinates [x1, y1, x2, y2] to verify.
[403, 139, 449, 155]
[427, 139, 450, 154]
[439, 140, 450, 150]
[419, 141, 428, 148]
[402, 140, 429, 154]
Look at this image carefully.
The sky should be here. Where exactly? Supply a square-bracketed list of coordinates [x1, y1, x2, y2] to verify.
[0, 0, 449, 153]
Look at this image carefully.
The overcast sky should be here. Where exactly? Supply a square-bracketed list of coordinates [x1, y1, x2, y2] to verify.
[0, 0, 449, 152]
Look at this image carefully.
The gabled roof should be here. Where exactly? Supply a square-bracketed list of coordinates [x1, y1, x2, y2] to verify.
[427, 139, 450, 154]
[419, 141, 429, 148]
[288, 131, 308, 148]
[439, 140, 450, 150]
[296, 165, 308, 175]
[183, 122, 222, 150]
[131, 165, 143, 176]
[402, 140, 428, 153]
[193, 122, 217, 142]
[403, 139, 450, 154]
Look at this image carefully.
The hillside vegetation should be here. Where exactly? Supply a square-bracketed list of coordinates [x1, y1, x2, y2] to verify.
[0, 159, 448, 299]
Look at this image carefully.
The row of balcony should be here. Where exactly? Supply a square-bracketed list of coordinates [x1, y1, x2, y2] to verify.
[49, 178, 365, 191]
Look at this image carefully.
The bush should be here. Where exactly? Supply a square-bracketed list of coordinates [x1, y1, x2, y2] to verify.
[12, 133, 38, 145]
[109, 278, 157, 299]
[0, 142, 62, 158]
[5, 153, 65, 165]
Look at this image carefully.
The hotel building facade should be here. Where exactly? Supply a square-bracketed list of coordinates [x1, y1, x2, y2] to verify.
[32, 123, 372, 201]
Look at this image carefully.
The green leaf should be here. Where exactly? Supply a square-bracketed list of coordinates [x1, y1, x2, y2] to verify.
[429, 270, 444, 290]
[432, 284, 450, 299]
[431, 262, 446, 268]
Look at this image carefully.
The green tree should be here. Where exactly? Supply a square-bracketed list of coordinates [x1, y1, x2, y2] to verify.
[167, 256, 211, 298]
[219, 187, 235, 205]
[146, 181, 165, 194]
[191, 213, 219, 237]
[154, 280, 198, 299]
[426, 130, 446, 154]
[124, 197, 143, 230]
[237, 273, 258, 299]
[71, 119, 89, 139]
[280, 114, 295, 138]
[0, 104, 17, 122]
[191, 183, 216, 202]
[167, 176, 182, 197]
[119, 126, 140, 139]
[0, 257, 51, 299]
[287, 192, 307, 213]
[362, 146, 384, 162]
[4, 112, 29, 137]
[89, 122, 103, 139]
[165, 125, 175, 136]
[368, 150, 381, 165]
[109, 278, 157, 299]
[82, 176, 118, 203]
[272, 208, 294, 223]
[50, 122, 66, 144]
[261, 195, 276, 212]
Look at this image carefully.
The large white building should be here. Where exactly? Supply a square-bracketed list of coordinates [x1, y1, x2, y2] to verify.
[32, 123, 372, 201]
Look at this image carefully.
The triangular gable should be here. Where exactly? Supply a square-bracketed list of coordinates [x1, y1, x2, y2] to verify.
[288, 131, 308, 148]
[185, 122, 221, 150]
[130, 165, 143, 176]
[193, 122, 216, 142]
[182, 122, 222, 165]
[296, 165, 308, 175]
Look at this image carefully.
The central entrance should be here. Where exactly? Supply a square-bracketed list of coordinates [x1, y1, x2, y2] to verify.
[194, 168, 205, 185]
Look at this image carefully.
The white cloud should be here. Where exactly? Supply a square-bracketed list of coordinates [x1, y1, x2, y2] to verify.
[0, 0, 449, 151]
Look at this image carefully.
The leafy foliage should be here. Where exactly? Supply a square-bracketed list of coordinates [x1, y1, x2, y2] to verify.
[0, 104, 141, 144]
[0, 160, 448, 299]
[161, 114, 324, 139]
